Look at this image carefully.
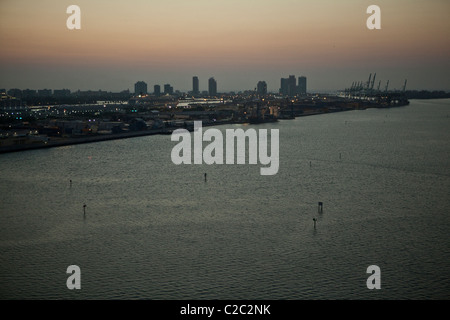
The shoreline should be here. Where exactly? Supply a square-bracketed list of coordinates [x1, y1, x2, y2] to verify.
[0, 128, 167, 154]
[0, 119, 254, 154]
[0, 107, 386, 155]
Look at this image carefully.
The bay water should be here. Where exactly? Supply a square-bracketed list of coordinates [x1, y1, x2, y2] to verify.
[1, 99, 449, 299]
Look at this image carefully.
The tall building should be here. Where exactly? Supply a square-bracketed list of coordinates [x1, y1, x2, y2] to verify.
[298, 76, 307, 95]
[134, 81, 147, 95]
[280, 78, 289, 96]
[164, 84, 174, 95]
[192, 76, 199, 95]
[280, 75, 298, 96]
[288, 75, 296, 97]
[208, 77, 217, 96]
[154, 85, 161, 96]
[257, 81, 267, 95]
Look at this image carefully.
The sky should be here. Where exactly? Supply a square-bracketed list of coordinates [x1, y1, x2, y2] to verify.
[1, 0, 449, 93]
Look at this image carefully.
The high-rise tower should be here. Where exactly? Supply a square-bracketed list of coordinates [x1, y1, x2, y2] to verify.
[298, 76, 307, 95]
[208, 77, 217, 96]
[193, 76, 199, 95]
[257, 81, 267, 95]
[134, 81, 147, 95]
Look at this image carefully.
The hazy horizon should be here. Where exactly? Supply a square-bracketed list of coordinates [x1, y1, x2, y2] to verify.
[1, 0, 449, 93]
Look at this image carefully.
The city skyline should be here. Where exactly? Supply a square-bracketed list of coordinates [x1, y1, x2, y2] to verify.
[1, 0, 449, 92]
[3, 74, 307, 96]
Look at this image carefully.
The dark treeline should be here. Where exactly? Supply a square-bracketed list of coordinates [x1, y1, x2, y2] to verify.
[20, 96, 128, 106]
[1, 91, 132, 106]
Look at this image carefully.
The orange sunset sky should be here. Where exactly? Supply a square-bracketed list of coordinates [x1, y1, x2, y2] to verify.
[1, 0, 449, 92]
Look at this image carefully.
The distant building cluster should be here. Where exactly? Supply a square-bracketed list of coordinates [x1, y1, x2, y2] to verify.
[1, 88, 131, 100]
[1, 74, 308, 107]
[133, 75, 306, 99]
[0, 88, 132, 110]
[2, 88, 72, 99]
[164, 84, 174, 95]
[132, 81, 176, 97]
[279, 75, 307, 97]
[134, 76, 219, 98]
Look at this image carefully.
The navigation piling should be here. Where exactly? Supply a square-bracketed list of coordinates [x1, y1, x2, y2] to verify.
[83, 204, 86, 217]
[318, 202, 323, 213]
[204, 173, 207, 182]
[313, 218, 317, 228]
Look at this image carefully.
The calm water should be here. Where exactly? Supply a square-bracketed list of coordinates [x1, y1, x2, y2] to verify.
[1, 99, 449, 299]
